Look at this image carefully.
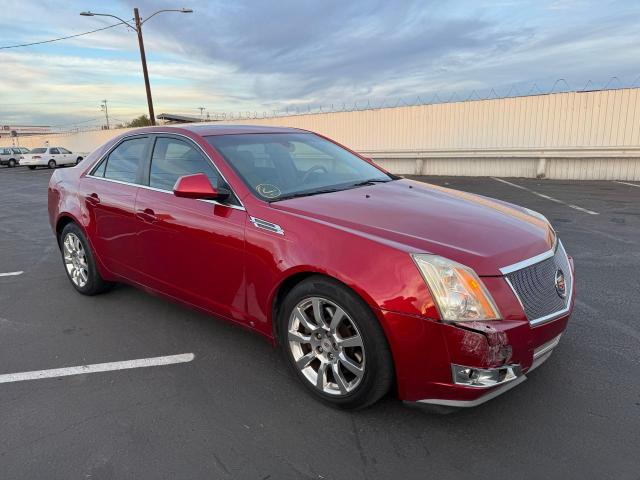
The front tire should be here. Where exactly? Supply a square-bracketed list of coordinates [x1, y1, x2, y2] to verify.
[59, 223, 113, 295]
[8, 159, 16, 168]
[278, 276, 394, 409]
[48, 159, 56, 169]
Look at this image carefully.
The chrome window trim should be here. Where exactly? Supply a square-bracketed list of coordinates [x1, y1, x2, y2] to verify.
[500, 239, 574, 327]
[85, 175, 246, 211]
[249, 216, 284, 235]
[86, 131, 245, 211]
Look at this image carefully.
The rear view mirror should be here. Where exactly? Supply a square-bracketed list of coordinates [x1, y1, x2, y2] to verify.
[173, 173, 229, 200]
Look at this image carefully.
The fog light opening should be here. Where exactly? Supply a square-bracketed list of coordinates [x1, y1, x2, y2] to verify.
[452, 364, 521, 388]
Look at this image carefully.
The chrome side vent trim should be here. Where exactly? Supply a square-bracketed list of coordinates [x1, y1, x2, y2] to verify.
[250, 216, 284, 235]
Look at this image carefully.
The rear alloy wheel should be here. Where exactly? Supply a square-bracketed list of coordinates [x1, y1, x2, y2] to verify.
[8, 159, 16, 168]
[48, 159, 56, 169]
[280, 276, 393, 409]
[60, 223, 113, 295]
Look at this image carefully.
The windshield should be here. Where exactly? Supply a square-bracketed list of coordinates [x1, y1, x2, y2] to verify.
[30, 148, 47, 154]
[205, 133, 393, 201]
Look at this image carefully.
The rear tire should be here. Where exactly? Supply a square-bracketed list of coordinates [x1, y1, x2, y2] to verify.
[76, 157, 83, 165]
[48, 159, 56, 169]
[28, 166, 36, 170]
[8, 159, 16, 168]
[278, 275, 394, 410]
[59, 223, 113, 295]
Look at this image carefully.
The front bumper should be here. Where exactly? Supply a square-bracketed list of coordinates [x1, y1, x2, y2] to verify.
[378, 258, 574, 407]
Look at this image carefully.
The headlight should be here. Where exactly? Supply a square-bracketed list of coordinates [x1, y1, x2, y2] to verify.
[411, 254, 501, 322]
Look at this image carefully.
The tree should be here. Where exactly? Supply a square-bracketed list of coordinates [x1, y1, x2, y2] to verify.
[126, 114, 152, 128]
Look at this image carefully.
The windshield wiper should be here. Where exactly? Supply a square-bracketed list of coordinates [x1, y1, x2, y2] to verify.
[351, 178, 392, 187]
[272, 188, 345, 201]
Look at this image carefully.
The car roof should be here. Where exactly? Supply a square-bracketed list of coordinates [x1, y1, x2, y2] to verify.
[165, 124, 309, 136]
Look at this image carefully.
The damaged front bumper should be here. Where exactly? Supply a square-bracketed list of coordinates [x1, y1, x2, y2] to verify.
[378, 304, 570, 407]
[415, 331, 564, 408]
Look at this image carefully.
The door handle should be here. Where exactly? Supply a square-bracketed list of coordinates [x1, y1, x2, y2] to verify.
[87, 193, 100, 205]
[136, 208, 158, 223]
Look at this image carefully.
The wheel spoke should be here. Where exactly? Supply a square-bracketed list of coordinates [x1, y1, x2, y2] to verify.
[336, 334, 363, 349]
[329, 306, 345, 332]
[316, 362, 328, 390]
[294, 307, 317, 332]
[295, 351, 316, 370]
[339, 352, 364, 378]
[331, 362, 349, 394]
[311, 298, 327, 328]
[288, 330, 311, 344]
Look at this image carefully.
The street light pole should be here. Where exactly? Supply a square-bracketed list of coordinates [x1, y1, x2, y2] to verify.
[100, 100, 110, 129]
[133, 8, 155, 125]
[80, 7, 193, 127]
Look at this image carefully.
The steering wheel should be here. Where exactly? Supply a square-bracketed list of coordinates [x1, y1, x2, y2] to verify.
[301, 165, 328, 183]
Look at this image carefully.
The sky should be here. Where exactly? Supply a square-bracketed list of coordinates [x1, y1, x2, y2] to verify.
[1, 0, 639, 129]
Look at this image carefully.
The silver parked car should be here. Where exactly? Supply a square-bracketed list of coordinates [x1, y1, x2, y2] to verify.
[0, 147, 30, 168]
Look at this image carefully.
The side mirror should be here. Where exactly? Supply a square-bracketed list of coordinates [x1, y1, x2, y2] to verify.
[173, 173, 230, 200]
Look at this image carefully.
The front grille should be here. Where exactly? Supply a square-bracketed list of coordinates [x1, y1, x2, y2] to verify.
[505, 242, 572, 324]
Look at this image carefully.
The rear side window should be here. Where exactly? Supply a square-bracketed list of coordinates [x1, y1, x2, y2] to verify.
[149, 137, 221, 191]
[95, 137, 147, 184]
[30, 148, 47, 154]
[12, 148, 21, 154]
[50, 148, 60, 154]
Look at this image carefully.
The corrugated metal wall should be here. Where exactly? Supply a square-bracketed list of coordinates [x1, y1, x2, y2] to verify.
[17, 88, 640, 180]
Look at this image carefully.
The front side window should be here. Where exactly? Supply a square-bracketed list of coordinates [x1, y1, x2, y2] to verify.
[12, 148, 21, 154]
[95, 137, 147, 184]
[149, 137, 222, 191]
[59, 147, 71, 154]
[205, 133, 393, 201]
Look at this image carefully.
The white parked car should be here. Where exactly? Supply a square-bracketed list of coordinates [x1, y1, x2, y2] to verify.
[0, 147, 30, 168]
[20, 147, 83, 169]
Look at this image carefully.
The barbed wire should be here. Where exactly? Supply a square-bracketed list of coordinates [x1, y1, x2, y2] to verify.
[201, 76, 640, 122]
[46, 75, 640, 133]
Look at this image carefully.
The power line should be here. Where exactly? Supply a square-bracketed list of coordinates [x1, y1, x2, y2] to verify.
[0, 21, 128, 50]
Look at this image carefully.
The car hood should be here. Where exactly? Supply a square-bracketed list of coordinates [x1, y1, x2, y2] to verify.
[270, 179, 555, 276]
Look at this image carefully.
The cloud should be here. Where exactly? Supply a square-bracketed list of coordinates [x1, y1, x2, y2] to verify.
[1, 0, 639, 125]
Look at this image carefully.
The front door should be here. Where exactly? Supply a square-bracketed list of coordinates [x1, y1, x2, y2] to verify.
[134, 135, 247, 320]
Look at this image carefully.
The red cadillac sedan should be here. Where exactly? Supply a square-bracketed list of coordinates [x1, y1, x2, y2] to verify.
[48, 125, 574, 409]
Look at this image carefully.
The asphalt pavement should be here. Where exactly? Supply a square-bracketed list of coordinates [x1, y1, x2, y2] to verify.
[1, 166, 639, 479]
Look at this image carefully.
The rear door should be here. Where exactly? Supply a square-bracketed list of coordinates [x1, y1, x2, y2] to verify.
[134, 134, 247, 319]
[80, 135, 152, 280]
[58, 147, 73, 165]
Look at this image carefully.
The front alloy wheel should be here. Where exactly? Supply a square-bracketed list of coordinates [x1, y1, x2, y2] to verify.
[288, 297, 365, 395]
[279, 276, 393, 409]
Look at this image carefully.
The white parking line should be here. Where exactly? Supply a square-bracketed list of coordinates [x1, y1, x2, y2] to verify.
[492, 178, 599, 215]
[0, 271, 23, 277]
[0, 353, 195, 384]
[614, 181, 640, 188]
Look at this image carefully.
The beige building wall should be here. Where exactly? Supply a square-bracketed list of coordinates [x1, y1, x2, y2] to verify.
[16, 88, 640, 180]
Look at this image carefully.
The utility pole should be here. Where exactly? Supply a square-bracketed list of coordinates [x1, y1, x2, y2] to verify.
[133, 8, 155, 125]
[80, 7, 193, 128]
[100, 100, 110, 129]
[198, 106, 206, 121]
